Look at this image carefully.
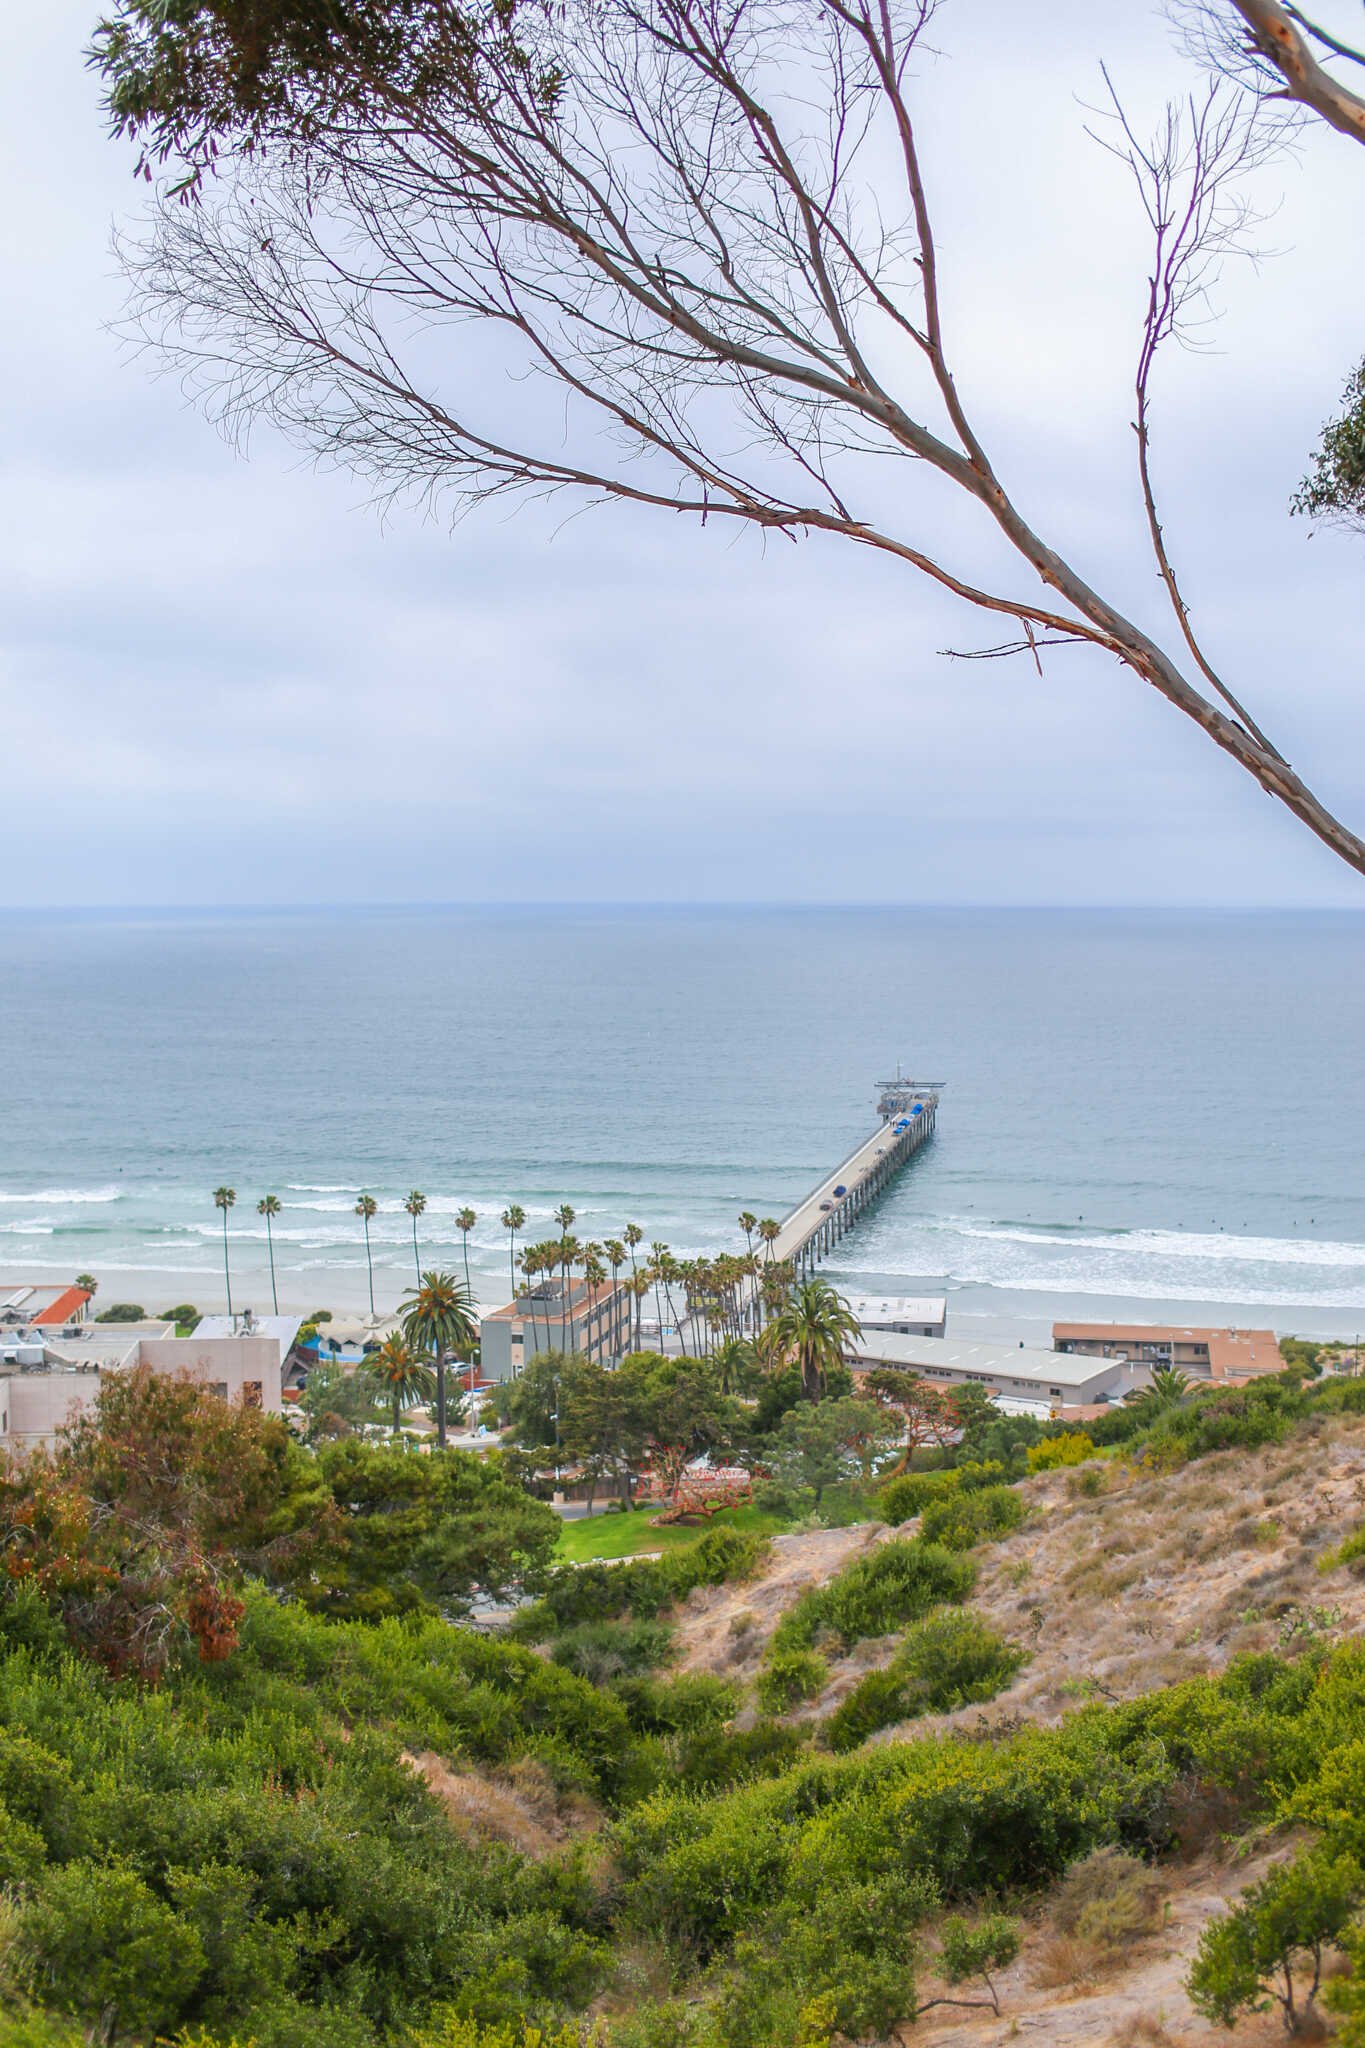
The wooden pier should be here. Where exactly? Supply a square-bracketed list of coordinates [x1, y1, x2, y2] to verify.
[769, 1076, 940, 1284]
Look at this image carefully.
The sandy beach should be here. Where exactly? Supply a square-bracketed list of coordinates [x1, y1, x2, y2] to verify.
[52, 1255, 1365, 1349]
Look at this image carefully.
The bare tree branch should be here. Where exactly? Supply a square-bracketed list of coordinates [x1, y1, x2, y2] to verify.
[1227, 0, 1365, 141]
[113, 0, 1365, 876]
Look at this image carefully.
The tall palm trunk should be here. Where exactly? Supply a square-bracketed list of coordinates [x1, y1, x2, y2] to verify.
[411, 1216, 422, 1288]
[264, 1210, 278, 1315]
[362, 1214, 375, 1317]
[222, 1211, 233, 1319]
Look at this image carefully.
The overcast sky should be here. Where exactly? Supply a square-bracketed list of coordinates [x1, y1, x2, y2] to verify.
[3, 0, 1363, 908]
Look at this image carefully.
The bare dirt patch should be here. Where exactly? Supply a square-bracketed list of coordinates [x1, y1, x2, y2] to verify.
[904, 1841, 1308, 2047]
[669, 1520, 892, 1683]
[403, 1749, 597, 1859]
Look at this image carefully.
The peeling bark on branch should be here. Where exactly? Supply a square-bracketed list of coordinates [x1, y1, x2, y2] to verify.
[1229, 0, 1365, 141]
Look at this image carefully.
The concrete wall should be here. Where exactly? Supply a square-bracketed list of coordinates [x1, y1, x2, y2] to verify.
[1, 1335, 285, 1450]
[139, 1335, 283, 1412]
[7, 1370, 103, 1446]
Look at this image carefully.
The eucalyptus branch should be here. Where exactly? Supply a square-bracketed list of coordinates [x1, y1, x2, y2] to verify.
[107, 0, 1365, 876]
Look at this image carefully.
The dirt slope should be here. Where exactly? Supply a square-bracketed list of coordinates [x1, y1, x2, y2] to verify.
[674, 1412, 1365, 1737]
[906, 1842, 1303, 2047]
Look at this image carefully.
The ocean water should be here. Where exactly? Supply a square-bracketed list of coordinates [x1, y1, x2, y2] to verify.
[1, 906, 1362, 1337]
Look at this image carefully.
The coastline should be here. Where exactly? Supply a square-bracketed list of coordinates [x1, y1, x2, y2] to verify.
[53, 1254, 1365, 1346]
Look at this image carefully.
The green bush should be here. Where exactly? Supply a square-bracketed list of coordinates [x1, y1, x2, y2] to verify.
[773, 1540, 975, 1654]
[824, 1612, 1026, 1752]
[615, 1671, 740, 1737]
[517, 1526, 771, 1639]
[549, 1619, 674, 1684]
[917, 1487, 1024, 1553]
[937, 1912, 1021, 2011]
[21, 1860, 206, 2041]
[756, 1649, 828, 1713]
[1187, 1848, 1362, 2036]
[877, 1462, 1006, 1526]
[1319, 1524, 1365, 1574]
[1027, 1432, 1094, 1473]
[674, 1719, 809, 1793]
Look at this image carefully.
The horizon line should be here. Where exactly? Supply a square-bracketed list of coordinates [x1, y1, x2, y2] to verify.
[0, 899, 1362, 917]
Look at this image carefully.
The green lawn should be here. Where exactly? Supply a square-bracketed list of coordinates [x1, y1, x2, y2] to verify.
[552, 1500, 789, 1563]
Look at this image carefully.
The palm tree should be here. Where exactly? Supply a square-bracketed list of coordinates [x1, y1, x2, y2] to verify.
[403, 1191, 427, 1288]
[557, 1234, 582, 1350]
[738, 1211, 757, 1257]
[764, 1276, 862, 1402]
[401, 1270, 478, 1447]
[649, 1241, 677, 1353]
[713, 1335, 758, 1397]
[758, 1218, 781, 1263]
[1127, 1362, 1193, 1417]
[368, 1332, 437, 1437]
[355, 1194, 379, 1320]
[213, 1186, 236, 1318]
[501, 1204, 526, 1300]
[74, 1273, 98, 1316]
[630, 1270, 650, 1354]
[256, 1194, 282, 1314]
[456, 1206, 477, 1296]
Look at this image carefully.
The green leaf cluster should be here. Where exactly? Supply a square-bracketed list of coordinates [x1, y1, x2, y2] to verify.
[824, 1610, 1026, 1753]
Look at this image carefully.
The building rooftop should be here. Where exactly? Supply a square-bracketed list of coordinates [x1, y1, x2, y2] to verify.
[196, 1314, 303, 1350]
[1053, 1323, 1282, 1380]
[0, 1282, 92, 1327]
[1, 1328, 142, 1372]
[482, 1279, 627, 1324]
[850, 1331, 1137, 1390]
[846, 1295, 947, 1325]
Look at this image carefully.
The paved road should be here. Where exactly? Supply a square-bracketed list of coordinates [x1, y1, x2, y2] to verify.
[768, 1123, 895, 1264]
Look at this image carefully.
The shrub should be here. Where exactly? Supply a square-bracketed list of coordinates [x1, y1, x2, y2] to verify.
[675, 1719, 809, 1793]
[20, 1860, 206, 2041]
[1319, 1524, 1365, 1575]
[550, 1619, 674, 1684]
[876, 1471, 957, 1525]
[1049, 1846, 1165, 1956]
[773, 1540, 975, 1654]
[518, 1526, 771, 1638]
[824, 1612, 1025, 1752]
[756, 1649, 829, 1713]
[615, 1671, 739, 1736]
[933, 1912, 1021, 2015]
[877, 1462, 1006, 1526]
[681, 1526, 771, 1590]
[1027, 1432, 1094, 1473]
[1187, 1848, 1362, 2036]
[918, 1486, 1024, 1553]
[94, 1303, 146, 1324]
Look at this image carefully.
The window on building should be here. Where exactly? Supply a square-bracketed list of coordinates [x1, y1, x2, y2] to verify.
[243, 1381, 263, 1408]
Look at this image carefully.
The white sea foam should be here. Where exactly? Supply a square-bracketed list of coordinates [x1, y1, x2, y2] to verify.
[0, 1187, 122, 1205]
[946, 1220, 1365, 1269]
[827, 1213, 1365, 1312]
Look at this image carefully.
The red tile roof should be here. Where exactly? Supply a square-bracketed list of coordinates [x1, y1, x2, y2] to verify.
[29, 1286, 91, 1328]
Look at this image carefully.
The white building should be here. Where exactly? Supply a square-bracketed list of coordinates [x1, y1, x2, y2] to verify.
[846, 1295, 948, 1339]
[849, 1331, 1150, 1411]
[0, 1311, 299, 1450]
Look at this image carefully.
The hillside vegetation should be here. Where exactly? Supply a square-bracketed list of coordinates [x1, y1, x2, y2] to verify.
[4, 1364, 1365, 2045]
